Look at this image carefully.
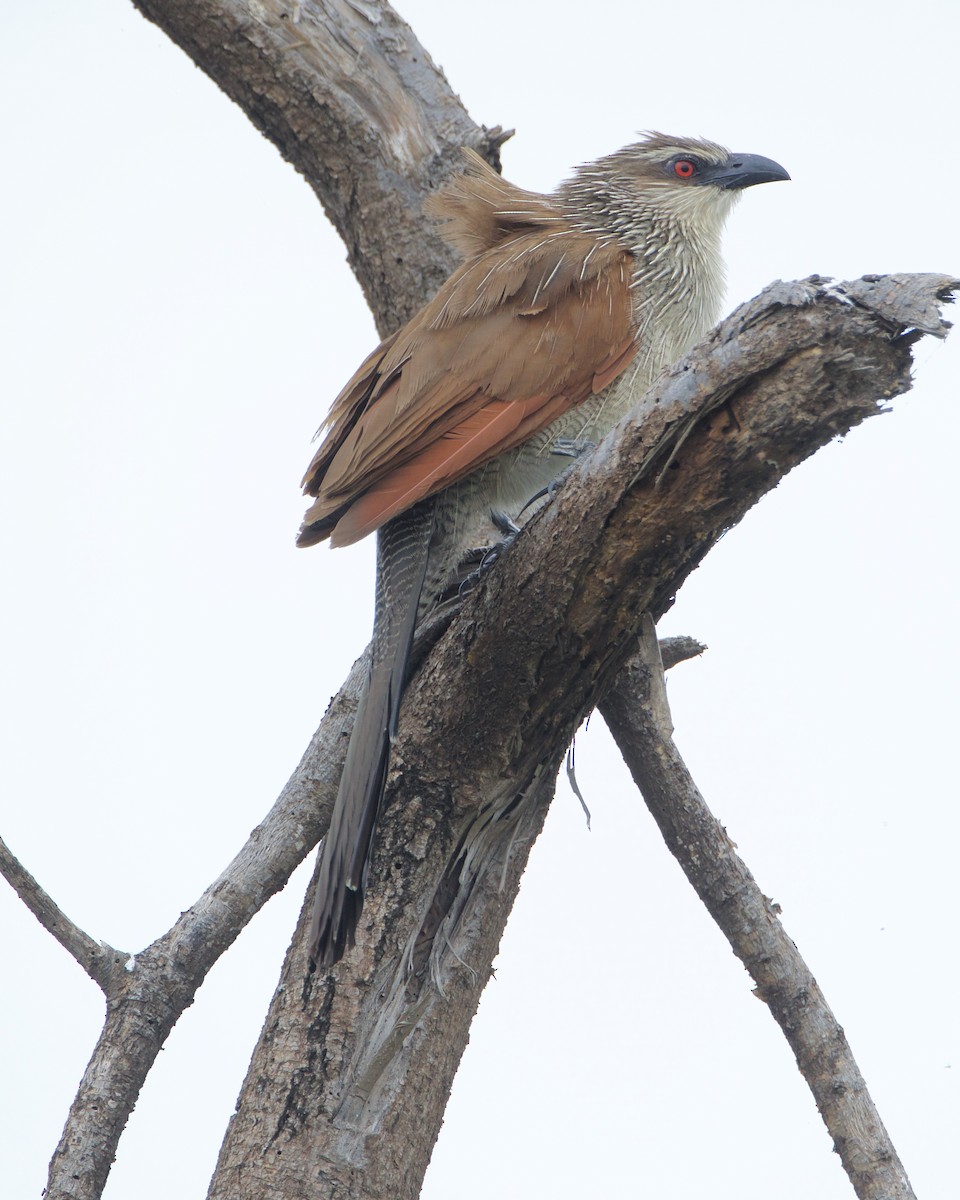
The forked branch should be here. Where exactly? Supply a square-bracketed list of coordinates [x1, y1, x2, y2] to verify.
[0, 836, 126, 993]
[27, 274, 953, 1200]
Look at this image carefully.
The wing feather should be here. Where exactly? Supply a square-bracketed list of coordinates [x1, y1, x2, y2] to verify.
[329, 396, 553, 547]
[298, 166, 637, 548]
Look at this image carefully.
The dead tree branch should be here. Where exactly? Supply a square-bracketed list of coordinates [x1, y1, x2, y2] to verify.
[208, 275, 955, 1199]
[37, 653, 361, 1200]
[599, 619, 916, 1200]
[41, 4, 487, 1182]
[0, 836, 126, 994]
[31, 271, 953, 1200]
[130, 0, 510, 331]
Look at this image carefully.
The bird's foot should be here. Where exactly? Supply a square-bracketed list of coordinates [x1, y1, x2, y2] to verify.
[457, 511, 521, 596]
[517, 439, 599, 516]
[490, 509, 521, 538]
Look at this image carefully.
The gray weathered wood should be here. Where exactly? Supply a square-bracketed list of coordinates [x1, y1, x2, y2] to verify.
[131, 0, 509, 332]
[207, 274, 954, 1200]
[600, 622, 917, 1200]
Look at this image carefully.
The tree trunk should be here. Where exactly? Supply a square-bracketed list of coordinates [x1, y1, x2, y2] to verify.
[208, 273, 950, 1199]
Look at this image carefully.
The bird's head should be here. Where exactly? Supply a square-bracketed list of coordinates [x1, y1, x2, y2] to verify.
[559, 132, 789, 249]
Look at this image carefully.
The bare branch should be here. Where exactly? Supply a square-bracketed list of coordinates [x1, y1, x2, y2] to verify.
[129, 0, 508, 331]
[0, 836, 126, 994]
[599, 622, 916, 1200]
[39, 651, 366, 1200]
[657, 634, 706, 671]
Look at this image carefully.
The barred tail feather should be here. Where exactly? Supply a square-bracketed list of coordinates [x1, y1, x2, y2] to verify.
[308, 500, 436, 968]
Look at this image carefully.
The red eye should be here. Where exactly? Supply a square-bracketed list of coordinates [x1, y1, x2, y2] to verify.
[673, 159, 697, 179]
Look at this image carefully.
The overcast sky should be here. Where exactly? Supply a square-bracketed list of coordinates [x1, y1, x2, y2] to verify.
[2, 1, 958, 1197]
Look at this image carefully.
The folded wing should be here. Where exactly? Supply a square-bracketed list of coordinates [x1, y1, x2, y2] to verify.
[298, 152, 638, 548]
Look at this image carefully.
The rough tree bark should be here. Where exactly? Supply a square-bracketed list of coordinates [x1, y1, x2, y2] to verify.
[130, 0, 510, 333]
[2, 2, 951, 1199]
[208, 273, 950, 1200]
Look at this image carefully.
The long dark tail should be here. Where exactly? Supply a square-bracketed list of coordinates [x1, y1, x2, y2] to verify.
[309, 500, 437, 969]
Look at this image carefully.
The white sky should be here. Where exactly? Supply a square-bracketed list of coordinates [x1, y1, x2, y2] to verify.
[2, 1, 957, 1197]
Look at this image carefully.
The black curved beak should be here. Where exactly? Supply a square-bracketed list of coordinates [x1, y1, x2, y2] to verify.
[700, 153, 791, 190]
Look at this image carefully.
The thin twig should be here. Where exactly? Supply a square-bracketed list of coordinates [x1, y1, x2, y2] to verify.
[599, 625, 917, 1200]
[0, 835, 125, 993]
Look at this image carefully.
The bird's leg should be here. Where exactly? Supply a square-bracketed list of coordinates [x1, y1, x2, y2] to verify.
[517, 437, 599, 517]
[456, 510, 523, 598]
[460, 436, 600, 599]
[550, 436, 598, 459]
[489, 509, 523, 539]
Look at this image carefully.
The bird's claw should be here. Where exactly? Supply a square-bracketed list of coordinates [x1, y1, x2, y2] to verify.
[458, 512, 521, 596]
[516, 438, 599, 515]
[490, 509, 521, 538]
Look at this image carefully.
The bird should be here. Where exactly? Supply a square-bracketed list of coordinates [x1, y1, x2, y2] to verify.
[299, 133, 789, 968]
